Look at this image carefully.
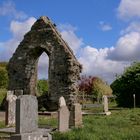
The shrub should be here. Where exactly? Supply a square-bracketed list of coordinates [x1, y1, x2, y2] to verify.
[78, 75, 112, 103]
[111, 62, 140, 107]
[37, 79, 48, 96]
[0, 65, 8, 89]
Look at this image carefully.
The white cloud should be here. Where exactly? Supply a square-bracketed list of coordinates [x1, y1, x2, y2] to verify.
[118, 0, 140, 20]
[10, 17, 36, 39]
[58, 24, 83, 54]
[99, 21, 112, 31]
[0, 0, 27, 19]
[0, 17, 36, 61]
[78, 46, 129, 83]
[58, 23, 77, 32]
[107, 21, 140, 61]
[121, 22, 140, 34]
[0, 20, 134, 83]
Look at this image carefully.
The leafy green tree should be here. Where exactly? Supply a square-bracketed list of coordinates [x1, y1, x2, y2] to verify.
[92, 78, 112, 100]
[111, 62, 140, 107]
[0, 62, 8, 88]
[37, 79, 48, 96]
[78, 76, 112, 103]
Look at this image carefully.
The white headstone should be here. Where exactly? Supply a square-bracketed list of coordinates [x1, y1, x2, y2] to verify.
[59, 96, 66, 107]
[102, 95, 108, 112]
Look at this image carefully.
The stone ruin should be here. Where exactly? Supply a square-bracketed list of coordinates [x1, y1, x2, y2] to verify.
[1, 16, 83, 139]
[7, 16, 82, 111]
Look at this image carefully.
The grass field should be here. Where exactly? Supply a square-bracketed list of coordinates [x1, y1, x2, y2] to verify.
[0, 108, 139, 139]
[0, 91, 139, 140]
[53, 108, 140, 140]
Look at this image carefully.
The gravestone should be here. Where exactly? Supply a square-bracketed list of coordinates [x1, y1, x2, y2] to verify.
[58, 106, 70, 132]
[5, 90, 23, 126]
[5, 91, 17, 126]
[102, 95, 111, 115]
[69, 103, 82, 128]
[10, 95, 43, 140]
[58, 97, 69, 132]
[102, 95, 108, 112]
[59, 96, 66, 107]
[16, 95, 38, 133]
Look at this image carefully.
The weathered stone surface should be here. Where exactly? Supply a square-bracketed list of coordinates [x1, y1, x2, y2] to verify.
[5, 91, 17, 126]
[16, 95, 38, 134]
[69, 103, 82, 128]
[102, 95, 108, 112]
[58, 106, 69, 132]
[10, 132, 44, 140]
[5, 90, 24, 127]
[7, 16, 82, 110]
[0, 127, 52, 137]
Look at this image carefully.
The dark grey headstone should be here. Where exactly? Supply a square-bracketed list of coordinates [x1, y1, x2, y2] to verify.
[16, 95, 38, 134]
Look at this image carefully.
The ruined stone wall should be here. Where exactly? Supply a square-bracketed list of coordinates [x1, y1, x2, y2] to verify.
[8, 16, 82, 110]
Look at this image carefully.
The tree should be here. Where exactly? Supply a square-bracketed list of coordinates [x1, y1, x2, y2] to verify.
[111, 62, 140, 107]
[37, 79, 48, 96]
[0, 62, 8, 88]
[78, 75, 97, 96]
[92, 78, 112, 100]
[78, 75, 112, 103]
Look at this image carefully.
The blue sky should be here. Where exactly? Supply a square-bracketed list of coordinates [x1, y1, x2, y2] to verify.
[0, 0, 121, 46]
[0, 0, 140, 83]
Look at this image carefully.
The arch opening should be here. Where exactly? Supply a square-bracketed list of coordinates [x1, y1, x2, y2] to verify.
[37, 52, 50, 111]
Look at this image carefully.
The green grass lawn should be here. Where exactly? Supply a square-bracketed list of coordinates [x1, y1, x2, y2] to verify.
[39, 115, 58, 128]
[0, 94, 139, 140]
[0, 108, 139, 139]
[53, 108, 140, 140]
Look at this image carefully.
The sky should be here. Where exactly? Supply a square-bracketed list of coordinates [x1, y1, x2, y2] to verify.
[0, 0, 140, 83]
